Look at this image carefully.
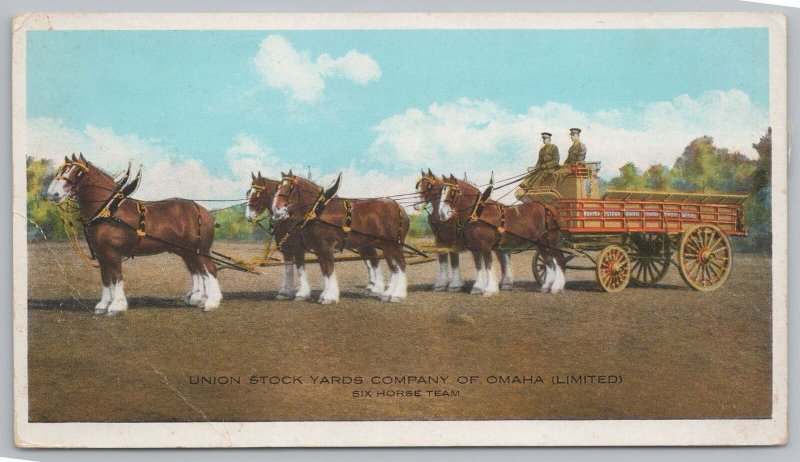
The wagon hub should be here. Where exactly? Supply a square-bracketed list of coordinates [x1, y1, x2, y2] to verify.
[698, 247, 714, 264]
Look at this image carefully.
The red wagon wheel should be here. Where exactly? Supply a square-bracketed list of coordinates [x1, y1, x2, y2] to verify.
[596, 245, 631, 293]
[629, 233, 671, 286]
[677, 224, 733, 291]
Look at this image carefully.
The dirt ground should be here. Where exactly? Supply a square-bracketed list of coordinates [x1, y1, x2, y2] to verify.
[25, 241, 772, 422]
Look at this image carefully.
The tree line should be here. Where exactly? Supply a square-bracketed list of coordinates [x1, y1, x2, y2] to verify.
[26, 127, 772, 251]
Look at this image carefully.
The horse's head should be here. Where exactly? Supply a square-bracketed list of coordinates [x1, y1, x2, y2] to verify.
[415, 168, 442, 212]
[438, 175, 480, 221]
[246, 171, 280, 221]
[271, 170, 322, 219]
[46, 153, 91, 203]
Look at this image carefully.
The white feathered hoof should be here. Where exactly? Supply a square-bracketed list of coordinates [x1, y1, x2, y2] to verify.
[294, 294, 309, 301]
[500, 283, 514, 291]
[388, 296, 405, 303]
[470, 286, 484, 295]
[432, 283, 448, 292]
[202, 299, 220, 312]
[276, 292, 293, 300]
[318, 296, 337, 305]
[482, 290, 497, 298]
[182, 291, 194, 305]
[447, 284, 464, 292]
[92, 308, 108, 316]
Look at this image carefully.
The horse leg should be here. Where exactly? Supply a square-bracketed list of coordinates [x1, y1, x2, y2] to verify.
[199, 257, 222, 311]
[380, 253, 399, 302]
[359, 247, 378, 296]
[386, 245, 407, 303]
[540, 251, 555, 293]
[276, 251, 295, 300]
[93, 262, 113, 315]
[318, 252, 339, 305]
[294, 252, 311, 301]
[495, 250, 514, 290]
[448, 251, 464, 292]
[433, 253, 450, 291]
[550, 250, 566, 293]
[103, 254, 128, 316]
[483, 250, 499, 297]
[180, 254, 202, 306]
[470, 251, 486, 295]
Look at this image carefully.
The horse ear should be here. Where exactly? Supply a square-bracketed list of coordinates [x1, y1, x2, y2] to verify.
[489, 171, 494, 186]
[427, 168, 433, 176]
[79, 153, 85, 161]
[71, 153, 77, 161]
[257, 171, 263, 179]
[251, 172, 255, 180]
[288, 168, 293, 176]
[64, 155, 69, 163]
[450, 173, 456, 180]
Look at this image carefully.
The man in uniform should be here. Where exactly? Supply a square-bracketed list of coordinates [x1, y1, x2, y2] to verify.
[520, 132, 560, 189]
[535, 132, 560, 170]
[564, 127, 586, 164]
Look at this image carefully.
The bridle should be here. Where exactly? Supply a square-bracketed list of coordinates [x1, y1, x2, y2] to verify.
[54, 160, 90, 193]
[275, 175, 323, 212]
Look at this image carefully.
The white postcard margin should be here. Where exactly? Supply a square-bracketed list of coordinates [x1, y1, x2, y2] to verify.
[11, 12, 788, 447]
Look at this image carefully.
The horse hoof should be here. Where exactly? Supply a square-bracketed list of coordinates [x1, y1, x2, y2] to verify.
[388, 296, 405, 303]
[92, 309, 107, 315]
[501, 284, 514, 291]
[106, 309, 125, 317]
[294, 294, 308, 301]
[470, 288, 484, 295]
[276, 292, 293, 300]
[319, 297, 336, 305]
[432, 285, 447, 292]
[482, 291, 497, 298]
[448, 285, 464, 292]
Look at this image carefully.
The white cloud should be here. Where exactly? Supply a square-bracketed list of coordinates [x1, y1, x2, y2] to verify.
[27, 119, 296, 209]
[368, 90, 769, 178]
[254, 34, 381, 103]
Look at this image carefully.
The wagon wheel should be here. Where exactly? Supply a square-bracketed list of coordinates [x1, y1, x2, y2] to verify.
[596, 245, 631, 293]
[531, 250, 567, 286]
[531, 250, 547, 286]
[677, 224, 733, 291]
[628, 233, 671, 286]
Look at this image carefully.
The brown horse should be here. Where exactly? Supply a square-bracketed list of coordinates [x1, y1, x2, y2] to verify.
[438, 175, 565, 295]
[245, 171, 313, 300]
[416, 170, 514, 292]
[46, 154, 222, 314]
[271, 172, 410, 304]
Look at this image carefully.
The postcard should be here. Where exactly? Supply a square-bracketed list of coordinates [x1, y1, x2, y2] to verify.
[11, 12, 787, 447]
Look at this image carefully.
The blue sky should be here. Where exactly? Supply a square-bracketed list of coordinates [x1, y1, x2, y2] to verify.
[26, 28, 770, 201]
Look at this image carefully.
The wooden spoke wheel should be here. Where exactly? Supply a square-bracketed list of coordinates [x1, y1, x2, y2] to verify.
[678, 224, 733, 291]
[628, 233, 671, 286]
[596, 245, 631, 293]
[531, 250, 547, 286]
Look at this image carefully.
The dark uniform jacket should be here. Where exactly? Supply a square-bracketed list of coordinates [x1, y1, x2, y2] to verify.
[565, 140, 586, 164]
[535, 143, 559, 170]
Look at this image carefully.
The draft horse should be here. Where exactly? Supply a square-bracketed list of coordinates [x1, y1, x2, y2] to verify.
[416, 170, 514, 292]
[46, 154, 222, 315]
[271, 171, 410, 304]
[245, 171, 314, 300]
[438, 175, 566, 295]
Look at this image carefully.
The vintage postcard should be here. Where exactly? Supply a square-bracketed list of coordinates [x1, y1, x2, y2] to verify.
[11, 13, 787, 447]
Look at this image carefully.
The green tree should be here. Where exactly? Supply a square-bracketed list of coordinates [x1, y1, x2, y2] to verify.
[606, 162, 646, 190]
[643, 164, 671, 190]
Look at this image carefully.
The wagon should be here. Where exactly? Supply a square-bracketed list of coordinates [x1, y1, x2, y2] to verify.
[517, 163, 748, 293]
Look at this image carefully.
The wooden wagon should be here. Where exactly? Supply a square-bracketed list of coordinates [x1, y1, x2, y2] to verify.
[517, 163, 748, 293]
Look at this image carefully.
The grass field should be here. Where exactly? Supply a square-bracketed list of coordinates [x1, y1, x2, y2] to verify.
[25, 241, 772, 422]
